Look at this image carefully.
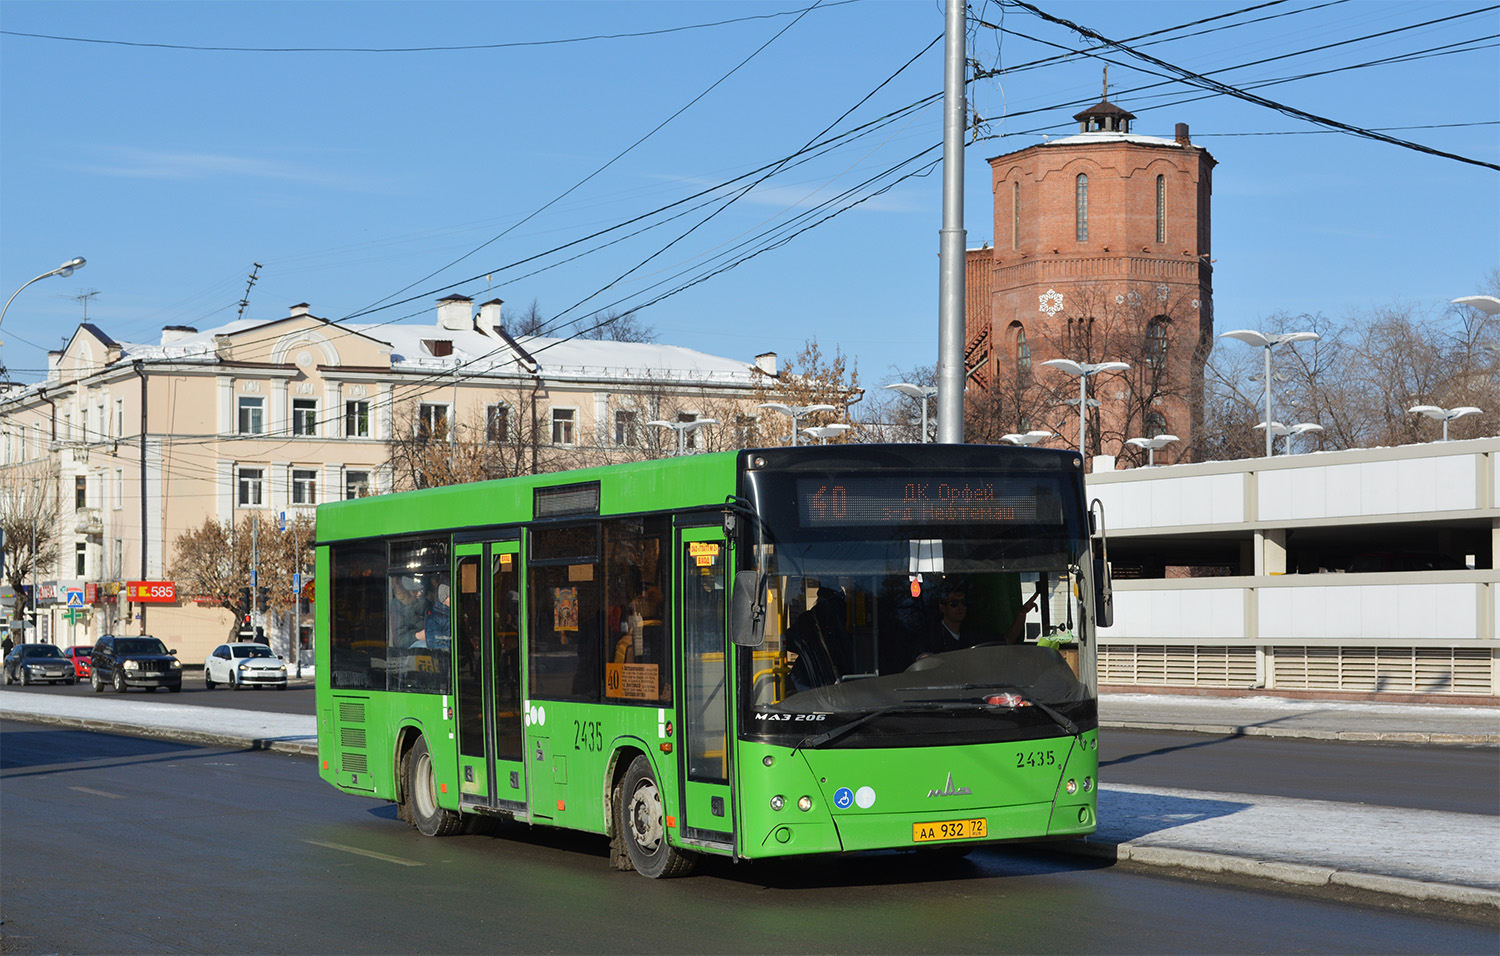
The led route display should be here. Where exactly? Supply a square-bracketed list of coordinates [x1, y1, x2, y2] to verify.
[795, 476, 1063, 527]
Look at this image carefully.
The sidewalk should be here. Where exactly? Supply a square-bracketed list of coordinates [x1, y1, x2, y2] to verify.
[2, 687, 1496, 913]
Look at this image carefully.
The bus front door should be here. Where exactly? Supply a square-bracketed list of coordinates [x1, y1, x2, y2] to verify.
[454, 540, 526, 813]
[677, 528, 734, 851]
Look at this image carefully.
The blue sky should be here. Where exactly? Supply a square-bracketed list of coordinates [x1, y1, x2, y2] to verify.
[1, 0, 1495, 388]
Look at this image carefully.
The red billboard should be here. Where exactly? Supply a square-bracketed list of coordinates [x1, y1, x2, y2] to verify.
[125, 581, 177, 604]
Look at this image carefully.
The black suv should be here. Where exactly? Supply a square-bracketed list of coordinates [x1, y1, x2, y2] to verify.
[90, 635, 183, 693]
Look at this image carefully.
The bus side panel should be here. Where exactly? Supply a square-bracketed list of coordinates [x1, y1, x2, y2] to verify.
[523, 700, 675, 836]
[319, 691, 451, 805]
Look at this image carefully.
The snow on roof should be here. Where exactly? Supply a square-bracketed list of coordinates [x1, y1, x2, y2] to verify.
[1043, 130, 1184, 149]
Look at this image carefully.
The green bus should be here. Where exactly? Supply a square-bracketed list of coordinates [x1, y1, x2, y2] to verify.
[315, 444, 1107, 877]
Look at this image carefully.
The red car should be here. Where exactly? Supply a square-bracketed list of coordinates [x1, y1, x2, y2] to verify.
[63, 645, 92, 679]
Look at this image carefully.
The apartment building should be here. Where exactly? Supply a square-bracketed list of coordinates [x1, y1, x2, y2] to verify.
[0, 297, 774, 661]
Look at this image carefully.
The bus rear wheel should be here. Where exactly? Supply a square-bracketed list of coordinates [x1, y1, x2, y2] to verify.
[618, 755, 696, 878]
[405, 736, 463, 837]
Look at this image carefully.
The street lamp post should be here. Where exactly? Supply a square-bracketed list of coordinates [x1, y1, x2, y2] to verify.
[1124, 434, 1179, 467]
[1040, 359, 1130, 466]
[883, 383, 937, 442]
[802, 424, 851, 444]
[1408, 405, 1481, 442]
[1001, 430, 1053, 446]
[647, 418, 719, 455]
[758, 402, 835, 446]
[1219, 329, 1319, 458]
[0, 257, 87, 330]
[1253, 421, 1323, 455]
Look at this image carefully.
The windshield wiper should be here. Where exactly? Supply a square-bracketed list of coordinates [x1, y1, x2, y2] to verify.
[904, 682, 1079, 737]
[793, 702, 983, 752]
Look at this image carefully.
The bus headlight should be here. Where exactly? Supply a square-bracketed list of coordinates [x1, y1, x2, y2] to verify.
[769, 795, 786, 812]
[797, 795, 813, 812]
[1065, 778, 1078, 795]
[1082, 776, 1093, 792]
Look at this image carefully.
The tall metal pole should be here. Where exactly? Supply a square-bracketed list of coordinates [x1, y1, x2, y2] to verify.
[1263, 346, 1274, 458]
[936, 0, 967, 444]
[1078, 376, 1089, 460]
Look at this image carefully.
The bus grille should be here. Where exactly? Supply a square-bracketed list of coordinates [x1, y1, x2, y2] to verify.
[341, 727, 367, 749]
[339, 700, 366, 723]
[342, 752, 369, 774]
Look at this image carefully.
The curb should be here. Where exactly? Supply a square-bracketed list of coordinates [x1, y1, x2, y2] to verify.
[1056, 838, 1500, 912]
[1099, 719, 1500, 747]
[0, 708, 318, 756]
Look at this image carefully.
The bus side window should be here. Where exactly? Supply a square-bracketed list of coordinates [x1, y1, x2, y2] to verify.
[602, 516, 672, 705]
[329, 542, 387, 691]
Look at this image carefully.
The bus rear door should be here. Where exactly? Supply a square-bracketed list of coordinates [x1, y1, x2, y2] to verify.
[676, 527, 734, 852]
[453, 539, 527, 814]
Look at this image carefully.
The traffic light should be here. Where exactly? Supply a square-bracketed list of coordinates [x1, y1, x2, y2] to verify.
[256, 586, 269, 612]
[241, 586, 253, 613]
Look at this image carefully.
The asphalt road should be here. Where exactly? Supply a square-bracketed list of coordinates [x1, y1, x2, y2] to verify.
[8, 680, 1496, 817]
[1, 720, 1492, 956]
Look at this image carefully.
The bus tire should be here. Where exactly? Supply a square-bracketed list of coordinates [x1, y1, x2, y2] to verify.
[619, 755, 696, 878]
[407, 736, 463, 837]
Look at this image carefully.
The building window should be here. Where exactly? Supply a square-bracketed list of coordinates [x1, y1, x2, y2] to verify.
[237, 397, 265, 435]
[113, 538, 123, 576]
[486, 404, 510, 443]
[1146, 411, 1169, 438]
[95, 404, 106, 441]
[1012, 323, 1032, 386]
[238, 467, 265, 507]
[345, 400, 370, 438]
[76, 543, 87, 577]
[64, 412, 73, 442]
[114, 469, 124, 510]
[677, 412, 703, 450]
[1155, 174, 1166, 244]
[76, 475, 88, 509]
[1075, 174, 1089, 242]
[1012, 181, 1021, 250]
[734, 414, 756, 448]
[115, 399, 125, 438]
[292, 399, 318, 436]
[345, 470, 371, 500]
[614, 409, 638, 446]
[32, 423, 41, 459]
[1146, 318, 1169, 369]
[416, 403, 449, 443]
[551, 408, 576, 446]
[292, 468, 318, 505]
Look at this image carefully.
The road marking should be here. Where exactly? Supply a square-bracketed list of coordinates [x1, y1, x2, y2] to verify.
[303, 839, 426, 866]
[69, 786, 125, 798]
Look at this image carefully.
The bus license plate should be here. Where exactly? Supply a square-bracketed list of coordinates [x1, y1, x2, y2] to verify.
[912, 818, 987, 842]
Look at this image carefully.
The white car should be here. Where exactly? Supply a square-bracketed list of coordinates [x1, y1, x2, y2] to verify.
[203, 642, 288, 690]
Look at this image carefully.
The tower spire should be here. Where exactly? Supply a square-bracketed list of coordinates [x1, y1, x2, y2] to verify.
[1103, 65, 1109, 102]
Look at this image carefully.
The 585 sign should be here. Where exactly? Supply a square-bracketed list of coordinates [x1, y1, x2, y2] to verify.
[125, 580, 177, 604]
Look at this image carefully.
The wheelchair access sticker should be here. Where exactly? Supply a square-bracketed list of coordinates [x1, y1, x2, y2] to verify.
[833, 787, 854, 809]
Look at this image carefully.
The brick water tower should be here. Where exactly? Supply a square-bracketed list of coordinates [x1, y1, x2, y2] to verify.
[967, 86, 1216, 463]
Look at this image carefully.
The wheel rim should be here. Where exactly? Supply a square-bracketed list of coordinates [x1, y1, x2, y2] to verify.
[628, 779, 665, 853]
[114, 671, 124, 690]
[413, 751, 439, 820]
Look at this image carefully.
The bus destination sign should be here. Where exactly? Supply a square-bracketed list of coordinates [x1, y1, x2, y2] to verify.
[796, 477, 1059, 527]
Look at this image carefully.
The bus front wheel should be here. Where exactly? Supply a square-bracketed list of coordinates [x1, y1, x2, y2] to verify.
[405, 736, 463, 837]
[618, 755, 696, 878]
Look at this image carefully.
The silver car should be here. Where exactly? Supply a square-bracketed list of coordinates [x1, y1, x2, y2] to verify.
[203, 642, 288, 690]
[3, 644, 76, 685]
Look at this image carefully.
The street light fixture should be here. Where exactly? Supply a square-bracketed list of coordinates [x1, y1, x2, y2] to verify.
[1219, 328, 1319, 459]
[0, 257, 87, 330]
[802, 424, 851, 444]
[647, 417, 719, 455]
[1040, 359, 1130, 466]
[758, 402, 835, 446]
[1124, 434, 1179, 466]
[1408, 405, 1481, 442]
[1451, 295, 1500, 316]
[1001, 430, 1053, 446]
[1254, 421, 1323, 455]
[883, 383, 937, 443]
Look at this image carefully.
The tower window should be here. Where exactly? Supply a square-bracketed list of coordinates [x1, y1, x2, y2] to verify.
[1012, 182, 1021, 250]
[1155, 175, 1166, 243]
[1147, 318, 1169, 368]
[1075, 174, 1089, 242]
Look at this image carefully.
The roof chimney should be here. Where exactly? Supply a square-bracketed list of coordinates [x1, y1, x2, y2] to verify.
[1175, 123, 1191, 146]
[478, 298, 504, 336]
[47, 350, 62, 381]
[754, 352, 779, 377]
[437, 295, 473, 331]
[160, 325, 198, 345]
[289, 303, 312, 318]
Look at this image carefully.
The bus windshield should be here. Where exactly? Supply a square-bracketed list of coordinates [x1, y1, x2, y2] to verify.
[739, 462, 1096, 746]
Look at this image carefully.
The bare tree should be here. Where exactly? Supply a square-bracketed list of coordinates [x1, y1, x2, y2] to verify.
[749, 338, 862, 446]
[169, 512, 316, 642]
[1, 464, 59, 630]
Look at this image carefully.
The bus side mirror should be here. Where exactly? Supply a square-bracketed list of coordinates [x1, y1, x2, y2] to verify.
[1093, 558, 1114, 629]
[730, 571, 767, 648]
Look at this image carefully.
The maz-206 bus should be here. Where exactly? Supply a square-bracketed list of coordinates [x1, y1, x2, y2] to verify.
[314, 444, 1110, 877]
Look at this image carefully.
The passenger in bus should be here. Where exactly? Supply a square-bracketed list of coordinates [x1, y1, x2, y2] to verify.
[425, 582, 451, 650]
[785, 586, 852, 691]
[391, 575, 429, 648]
[924, 583, 1037, 652]
[614, 584, 665, 665]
